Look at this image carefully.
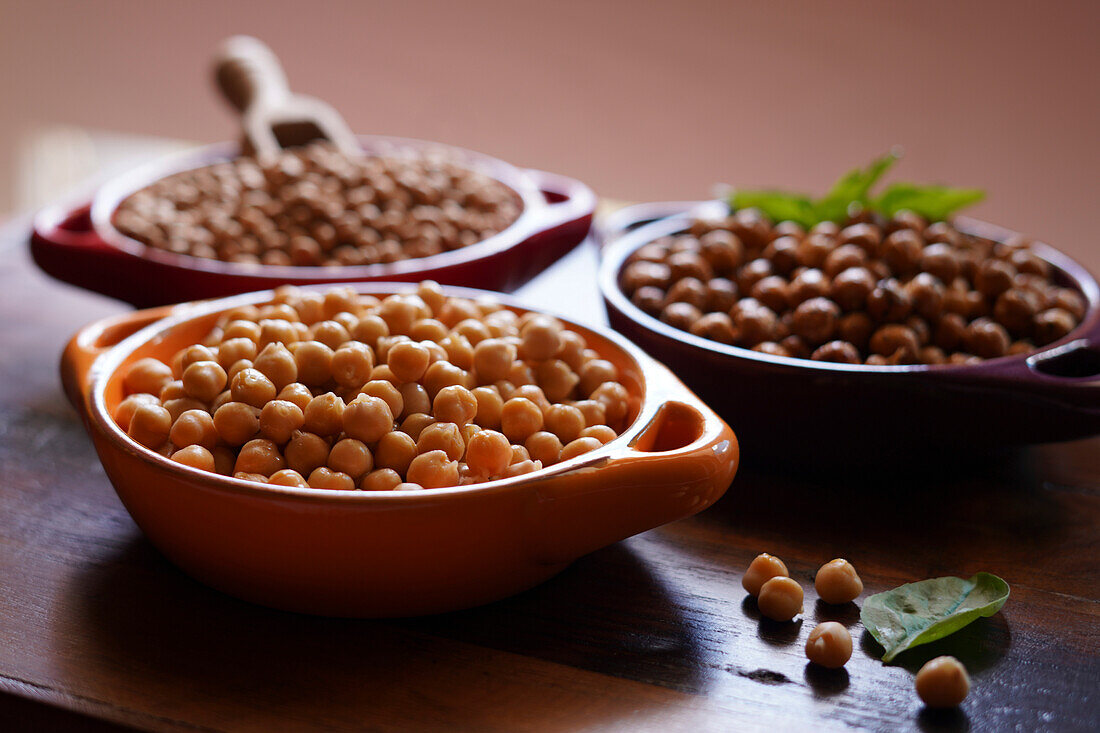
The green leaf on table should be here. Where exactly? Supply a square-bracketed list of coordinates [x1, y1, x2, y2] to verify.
[875, 183, 985, 221]
[860, 572, 1010, 663]
[728, 190, 818, 228]
[814, 150, 901, 222]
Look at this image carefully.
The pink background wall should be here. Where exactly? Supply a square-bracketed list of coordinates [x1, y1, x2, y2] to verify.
[1, 0, 1097, 270]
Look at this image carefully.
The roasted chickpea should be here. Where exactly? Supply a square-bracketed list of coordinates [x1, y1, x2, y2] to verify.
[975, 259, 1017, 299]
[915, 656, 970, 708]
[805, 622, 853, 669]
[811, 341, 860, 364]
[699, 230, 744, 273]
[870, 324, 921, 361]
[994, 288, 1041, 335]
[124, 358, 174, 397]
[867, 279, 912, 322]
[757, 577, 803, 621]
[620, 260, 672, 293]
[705, 278, 739, 313]
[731, 298, 778, 347]
[823, 244, 867, 279]
[837, 312, 874, 350]
[660, 302, 702, 332]
[172, 445, 216, 472]
[762, 236, 800, 275]
[880, 229, 923, 276]
[788, 268, 830, 307]
[814, 559, 863, 604]
[737, 258, 774, 293]
[791, 297, 840, 345]
[908, 273, 946, 321]
[689, 312, 737, 344]
[750, 276, 790, 313]
[127, 403, 172, 448]
[920, 243, 960, 284]
[795, 233, 835, 269]
[667, 250, 713, 282]
[742, 553, 789, 596]
[1033, 308, 1076, 345]
[1047, 287, 1086, 320]
[665, 277, 709, 311]
[963, 318, 1010, 358]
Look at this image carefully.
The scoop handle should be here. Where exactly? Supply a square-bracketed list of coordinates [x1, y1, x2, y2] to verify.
[214, 35, 290, 115]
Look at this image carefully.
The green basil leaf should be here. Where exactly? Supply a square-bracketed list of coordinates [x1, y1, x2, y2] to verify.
[861, 572, 1010, 663]
[875, 183, 985, 220]
[814, 150, 900, 223]
[728, 190, 817, 228]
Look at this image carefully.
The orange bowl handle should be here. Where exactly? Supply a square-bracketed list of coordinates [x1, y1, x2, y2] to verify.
[61, 305, 178, 411]
[525, 361, 739, 566]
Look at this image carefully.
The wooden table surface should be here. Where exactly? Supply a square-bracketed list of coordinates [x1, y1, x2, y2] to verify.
[1, 213, 1098, 732]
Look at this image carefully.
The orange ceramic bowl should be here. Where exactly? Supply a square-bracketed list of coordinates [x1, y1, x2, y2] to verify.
[62, 284, 739, 617]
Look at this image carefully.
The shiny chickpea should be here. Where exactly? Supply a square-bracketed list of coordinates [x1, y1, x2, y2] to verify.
[555, 330, 588, 371]
[235, 438, 286, 476]
[216, 338, 257, 371]
[870, 324, 921, 361]
[430, 384, 475, 425]
[1033, 308, 1077, 345]
[257, 319, 299, 350]
[915, 656, 970, 708]
[736, 258, 774, 294]
[465, 429, 512, 477]
[920, 243, 961, 284]
[115, 393, 160, 431]
[544, 404, 586, 443]
[805, 622, 853, 669]
[705, 278, 739, 313]
[359, 379, 404, 418]
[182, 360, 227, 402]
[440, 332, 474, 370]
[525, 431, 563, 466]
[173, 344, 217, 378]
[975, 259, 1017, 299]
[303, 392, 345, 436]
[159, 380, 186, 402]
[830, 267, 876, 312]
[699, 230, 744, 274]
[742, 553, 788, 596]
[400, 413, 436, 441]
[267, 469, 308, 488]
[252, 342, 298, 391]
[823, 244, 867, 279]
[277, 382, 314, 412]
[328, 341, 373, 389]
[124, 358, 173, 397]
[838, 223, 882, 255]
[757, 576, 804, 622]
[579, 425, 617, 444]
[560, 436, 601, 461]
[472, 338, 517, 384]
[340, 394, 393, 443]
[880, 229, 923, 276]
[257, 399, 305, 445]
[788, 269, 830, 307]
[407, 449, 459, 489]
[534, 359, 579, 403]
[422, 360, 469, 399]
[510, 444, 531, 464]
[310, 320, 350, 351]
[791, 297, 840, 344]
[351, 313, 389, 347]
[501, 397, 544, 443]
[631, 286, 666, 316]
[471, 386, 504, 430]
[164, 396, 208, 423]
[416, 421, 465, 461]
[128, 403, 172, 448]
[382, 340, 427, 383]
[171, 445, 216, 472]
[963, 318, 1010, 358]
[374, 430, 417, 474]
[730, 298, 778, 347]
[169, 409, 217, 451]
[814, 559, 863, 604]
[228, 367, 276, 408]
[213, 401, 260, 445]
[284, 430, 331, 476]
[688, 312, 737, 344]
[306, 467, 355, 491]
[361, 468, 402, 491]
[867, 279, 913, 322]
[293, 341, 334, 386]
[574, 359, 614, 398]
[326, 438, 373, 480]
[590, 382, 630, 426]
[811, 341, 860, 363]
[222, 318, 261, 342]
[518, 316, 563, 361]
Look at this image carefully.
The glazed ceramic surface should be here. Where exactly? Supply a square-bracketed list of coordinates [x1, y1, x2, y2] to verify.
[32, 137, 595, 307]
[62, 284, 738, 617]
[599, 201, 1100, 464]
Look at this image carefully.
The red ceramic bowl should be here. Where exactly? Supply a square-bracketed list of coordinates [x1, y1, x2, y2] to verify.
[32, 136, 595, 308]
[599, 201, 1100, 464]
[61, 283, 738, 617]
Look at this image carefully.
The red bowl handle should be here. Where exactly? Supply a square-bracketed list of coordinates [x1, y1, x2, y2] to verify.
[522, 168, 597, 232]
[29, 202, 145, 301]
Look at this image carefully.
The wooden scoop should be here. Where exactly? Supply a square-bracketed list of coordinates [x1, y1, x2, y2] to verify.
[213, 35, 359, 161]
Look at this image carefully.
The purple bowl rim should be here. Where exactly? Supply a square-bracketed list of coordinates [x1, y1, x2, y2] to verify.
[87, 135, 579, 279]
[597, 200, 1100, 377]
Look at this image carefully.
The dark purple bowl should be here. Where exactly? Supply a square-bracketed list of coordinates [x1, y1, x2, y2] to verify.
[598, 201, 1100, 464]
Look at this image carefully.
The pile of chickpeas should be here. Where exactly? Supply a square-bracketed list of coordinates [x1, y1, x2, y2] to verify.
[114, 282, 633, 491]
[743, 552, 971, 709]
[112, 142, 522, 266]
[620, 208, 1087, 365]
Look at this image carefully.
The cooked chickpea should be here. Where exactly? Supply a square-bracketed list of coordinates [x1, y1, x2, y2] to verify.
[174, 344, 217, 378]
[579, 359, 618, 397]
[757, 576, 804, 621]
[358, 379, 404, 418]
[525, 431, 563, 466]
[580, 425, 617, 444]
[518, 317, 563, 361]
[422, 360, 469, 398]
[268, 469, 309, 487]
[386, 340, 431, 382]
[127, 403, 172, 449]
[213, 401, 261, 446]
[182, 360, 227, 402]
[159, 380, 186, 402]
[235, 438, 286, 476]
[416, 421, 465, 461]
[361, 468, 402, 491]
[407, 450, 460, 489]
[310, 320, 351, 350]
[501, 397, 544, 443]
[228, 367, 277, 408]
[472, 338, 517, 384]
[559, 436, 601, 461]
[433, 384, 478, 425]
[302, 392, 346, 436]
[277, 382, 314, 411]
[340, 394, 393, 443]
[915, 656, 970, 708]
[374, 430, 417, 474]
[115, 393, 160, 431]
[252, 342, 298, 390]
[805, 622, 853, 669]
[543, 404, 586, 443]
[307, 467, 356, 491]
[216, 337, 258, 370]
[742, 552, 789, 596]
[330, 341, 374, 388]
[814, 559, 864, 604]
[170, 409, 217, 450]
[124, 358, 173, 397]
[465, 429, 512, 477]
[171, 445, 216, 472]
[284, 430, 331, 476]
[503, 459, 543, 477]
[472, 386, 504, 429]
[257, 399, 305, 445]
[590, 382, 630, 425]
[292, 340, 334, 386]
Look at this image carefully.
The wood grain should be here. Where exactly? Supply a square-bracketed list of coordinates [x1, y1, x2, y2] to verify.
[1, 219, 1098, 732]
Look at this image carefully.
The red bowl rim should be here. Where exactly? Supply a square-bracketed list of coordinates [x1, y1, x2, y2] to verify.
[88, 135, 555, 279]
[598, 200, 1100, 376]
